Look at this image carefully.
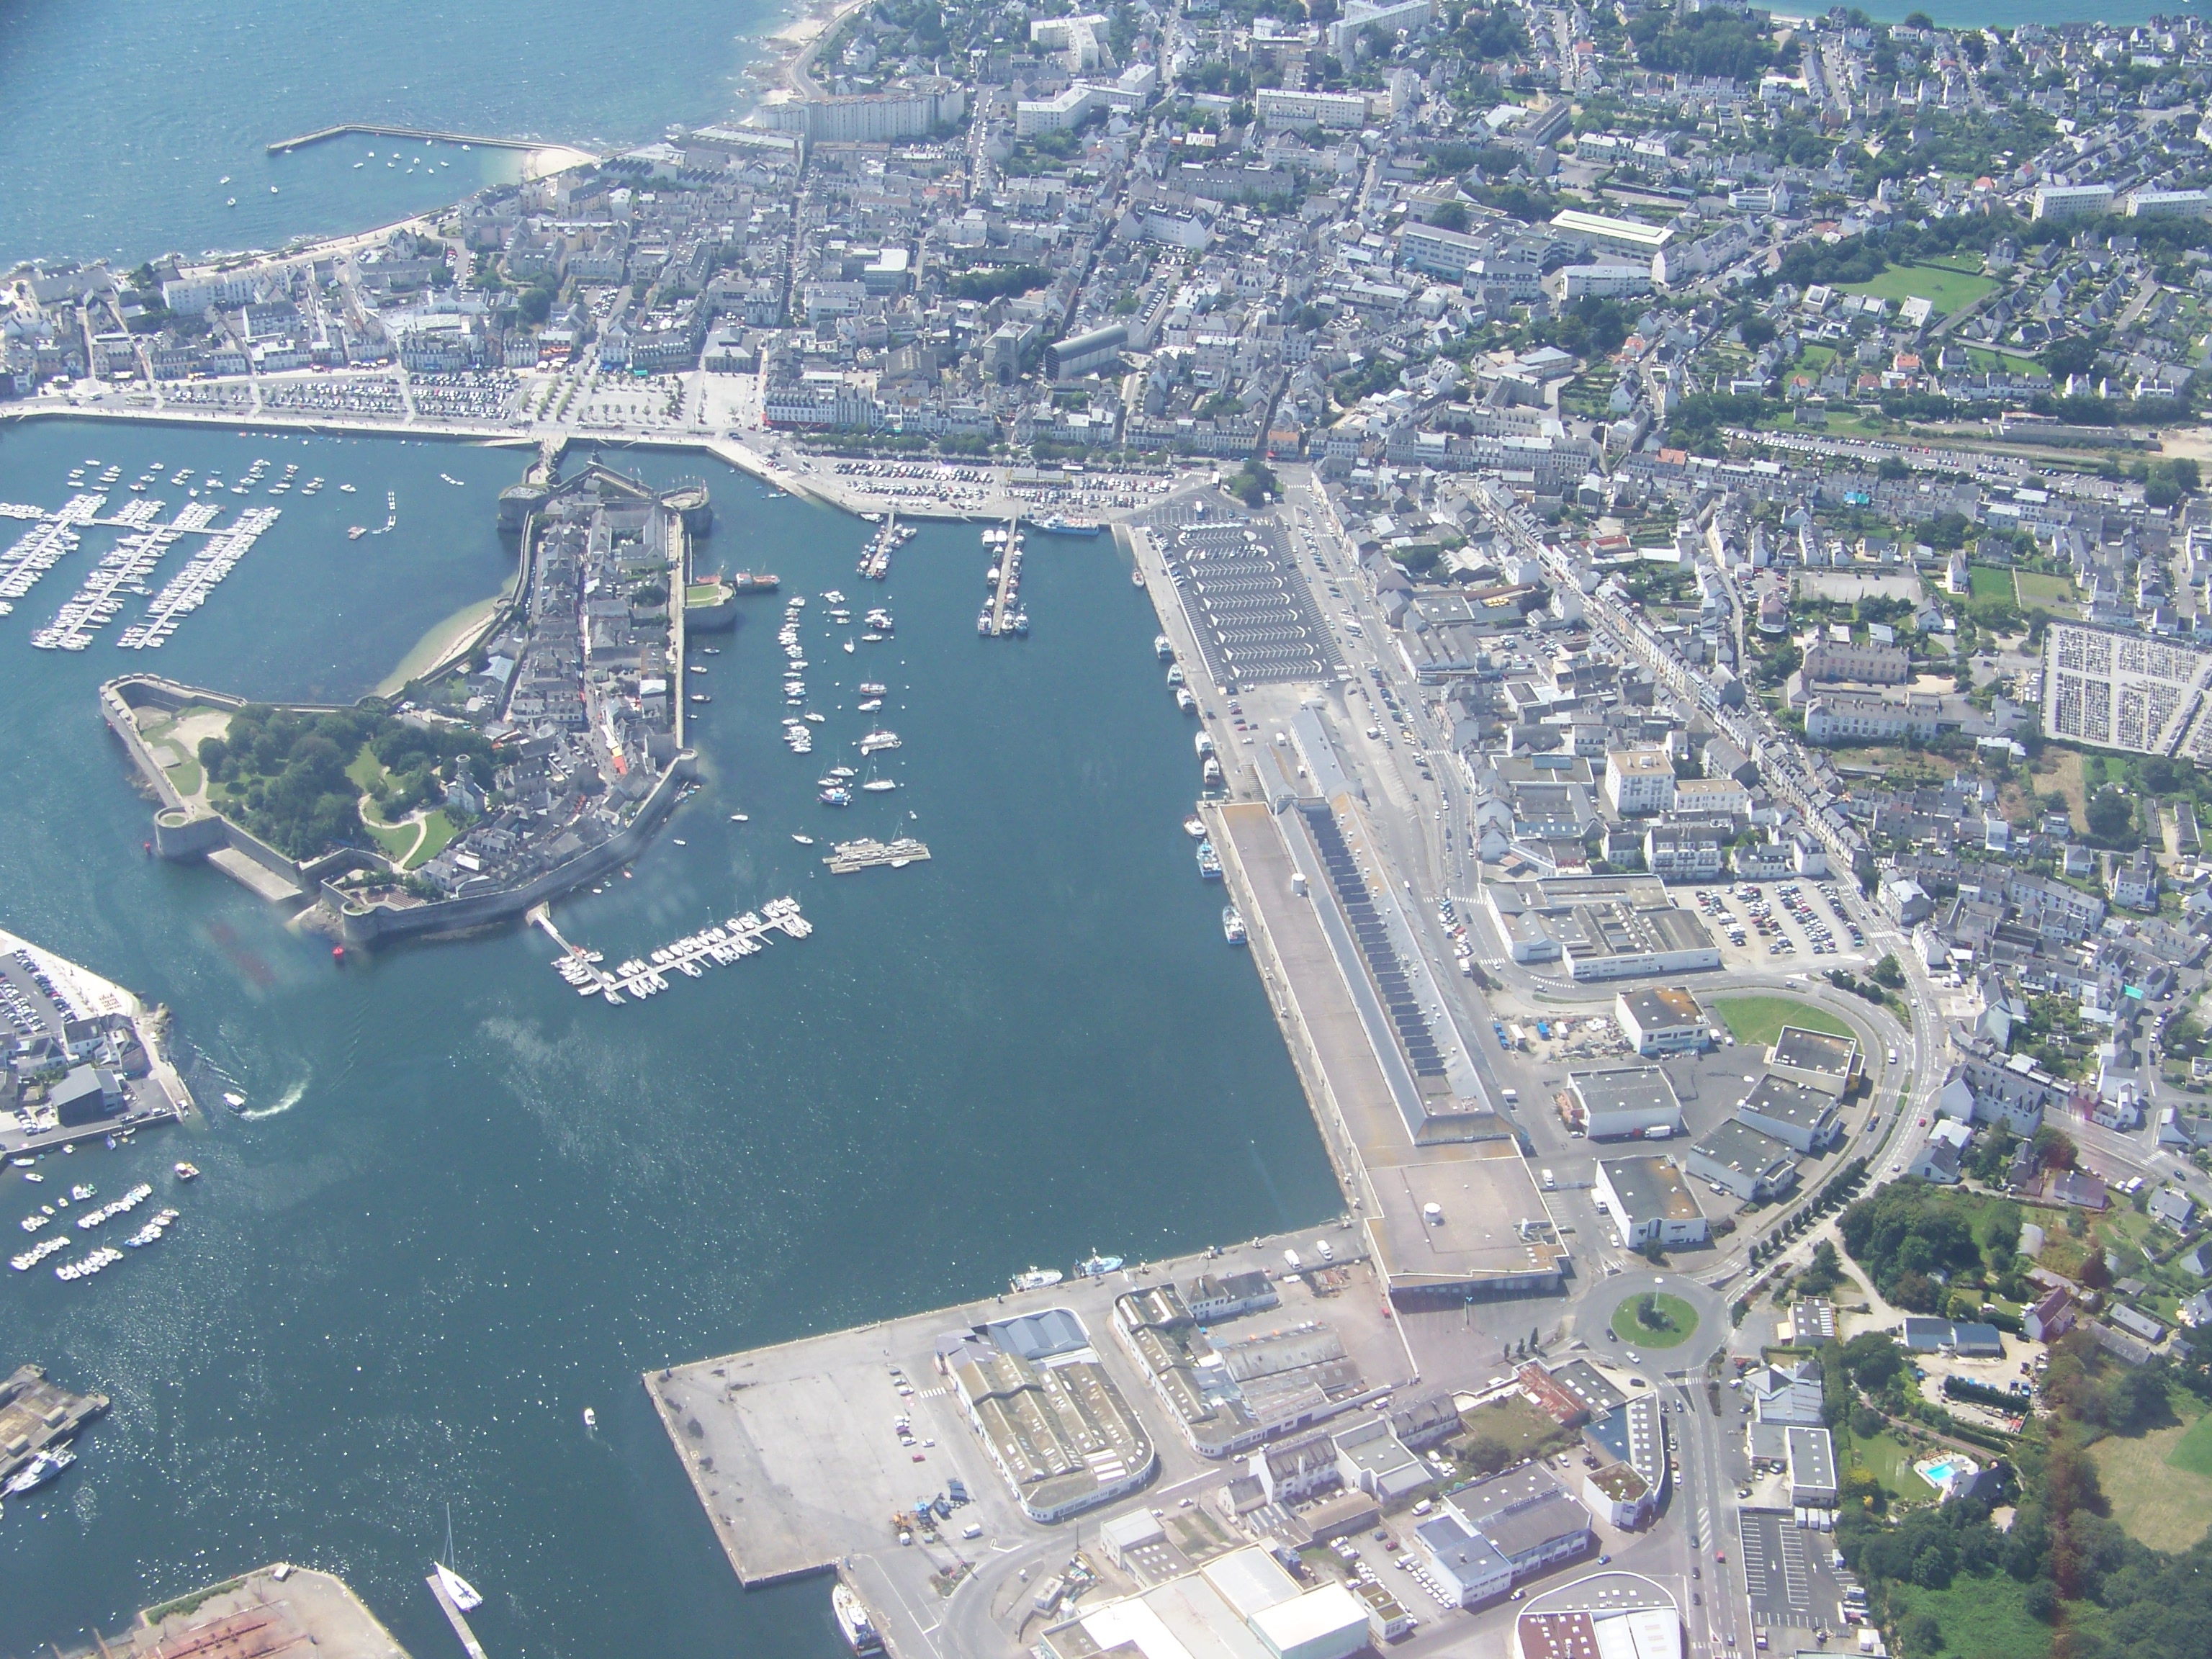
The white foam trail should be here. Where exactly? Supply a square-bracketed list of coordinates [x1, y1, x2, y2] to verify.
[238, 1074, 309, 1120]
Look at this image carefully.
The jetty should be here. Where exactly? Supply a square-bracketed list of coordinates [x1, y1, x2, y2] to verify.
[0, 1364, 109, 1490]
[823, 836, 930, 874]
[979, 518, 1026, 637]
[267, 122, 578, 155]
[540, 898, 811, 1003]
[426, 1570, 491, 1659]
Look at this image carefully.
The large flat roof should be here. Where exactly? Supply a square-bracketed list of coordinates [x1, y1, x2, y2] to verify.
[1571, 1064, 1681, 1119]
[1737, 1074, 1839, 1130]
[1367, 1144, 1567, 1295]
[1771, 1025, 1858, 1076]
[1691, 1118, 1794, 1178]
[1599, 1154, 1704, 1225]
[1618, 986, 1706, 1029]
[1551, 208, 1674, 249]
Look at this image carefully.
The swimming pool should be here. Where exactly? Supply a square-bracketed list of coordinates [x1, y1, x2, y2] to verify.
[1918, 1457, 1964, 1488]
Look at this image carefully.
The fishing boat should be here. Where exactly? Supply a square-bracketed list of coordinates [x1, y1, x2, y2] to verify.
[832, 1583, 886, 1657]
[1010, 1266, 1064, 1292]
[1197, 841, 1223, 881]
[819, 787, 853, 807]
[174, 1162, 200, 1181]
[1222, 905, 1246, 945]
[860, 730, 901, 755]
[1076, 1252, 1124, 1278]
[1183, 814, 1207, 840]
[583, 1407, 597, 1431]
[1154, 635, 1173, 660]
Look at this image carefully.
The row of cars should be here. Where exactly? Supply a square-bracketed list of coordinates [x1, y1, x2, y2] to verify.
[1, 950, 72, 1040]
[1692, 881, 1866, 960]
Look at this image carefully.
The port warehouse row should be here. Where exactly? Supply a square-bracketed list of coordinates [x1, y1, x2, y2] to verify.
[653, 1241, 1681, 1647]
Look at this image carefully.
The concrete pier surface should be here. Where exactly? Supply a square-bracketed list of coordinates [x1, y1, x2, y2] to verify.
[648, 1231, 1413, 1647]
[53, 1563, 411, 1659]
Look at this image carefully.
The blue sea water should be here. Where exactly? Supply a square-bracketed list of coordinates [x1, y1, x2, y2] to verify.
[0, 0, 781, 271]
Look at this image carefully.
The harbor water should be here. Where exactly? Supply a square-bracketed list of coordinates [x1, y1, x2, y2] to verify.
[0, 418, 1339, 1655]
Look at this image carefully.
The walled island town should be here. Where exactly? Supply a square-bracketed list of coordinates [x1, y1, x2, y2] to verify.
[10, 1, 2212, 1658]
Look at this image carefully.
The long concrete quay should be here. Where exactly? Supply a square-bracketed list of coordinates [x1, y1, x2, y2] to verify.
[266, 122, 580, 155]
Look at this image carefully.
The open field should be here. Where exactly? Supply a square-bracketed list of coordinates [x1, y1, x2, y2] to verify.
[2091, 1416, 2212, 1552]
[1969, 566, 2016, 603]
[1966, 346, 2046, 377]
[1458, 1391, 1578, 1464]
[1886, 1570, 2059, 1659]
[1838, 1425, 1919, 1502]
[1713, 996, 1854, 1052]
[1842, 263, 2001, 316]
[2014, 570, 2076, 607]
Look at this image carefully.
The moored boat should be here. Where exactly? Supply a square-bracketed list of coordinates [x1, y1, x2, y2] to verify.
[1223, 905, 1246, 945]
[1010, 1266, 1064, 1292]
[832, 1582, 886, 1656]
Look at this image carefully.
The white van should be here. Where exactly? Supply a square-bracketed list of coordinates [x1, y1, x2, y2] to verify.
[1315, 1238, 1335, 1263]
[1541, 1168, 1557, 1191]
[1284, 1248, 1303, 1272]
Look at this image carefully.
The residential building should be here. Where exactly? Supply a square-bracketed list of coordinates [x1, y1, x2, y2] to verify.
[1605, 747, 1677, 815]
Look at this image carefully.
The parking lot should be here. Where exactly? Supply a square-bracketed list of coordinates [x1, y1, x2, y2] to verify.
[1737, 1509, 1855, 1637]
[1696, 878, 1870, 973]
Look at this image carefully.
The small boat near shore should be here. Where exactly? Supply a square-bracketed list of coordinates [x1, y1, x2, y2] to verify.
[1010, 1266, 1064, 1292]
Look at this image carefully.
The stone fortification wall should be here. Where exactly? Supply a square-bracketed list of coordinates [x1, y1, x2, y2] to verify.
[325, 752, 697, 946]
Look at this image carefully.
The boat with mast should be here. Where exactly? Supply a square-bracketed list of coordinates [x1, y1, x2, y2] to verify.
[433, 1503, 485, 1612]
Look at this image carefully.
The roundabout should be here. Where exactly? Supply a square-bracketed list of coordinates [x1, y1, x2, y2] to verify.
[1609, 1290, 1700, 1349]
[1575, 1269, 1731, 1372]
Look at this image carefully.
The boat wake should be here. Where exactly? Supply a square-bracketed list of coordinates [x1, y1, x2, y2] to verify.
[238, 1074, 309, 1120]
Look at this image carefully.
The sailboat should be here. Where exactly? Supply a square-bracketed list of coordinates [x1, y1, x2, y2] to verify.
[434, 1503, 485, 1611]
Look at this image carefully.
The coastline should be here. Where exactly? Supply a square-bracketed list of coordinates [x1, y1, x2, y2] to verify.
[376, 593, 508, 696]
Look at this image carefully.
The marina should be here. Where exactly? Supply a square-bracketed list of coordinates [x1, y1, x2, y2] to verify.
[822, 836, 930, 874]
[855, 511, 913, 581]
[115, 506, 283, 650]
[31, 500, 226, 651]
[537, 898, 812, 1004]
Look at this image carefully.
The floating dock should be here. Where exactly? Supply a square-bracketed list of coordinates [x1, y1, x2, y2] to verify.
[979, 518, 1027, 637]
[823, 837, 930, 874]
[539, 897, 811, 1004]
[117, 507, 282, 650]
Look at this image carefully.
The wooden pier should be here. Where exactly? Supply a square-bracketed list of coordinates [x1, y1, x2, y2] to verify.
[266, 122, 578, 156]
